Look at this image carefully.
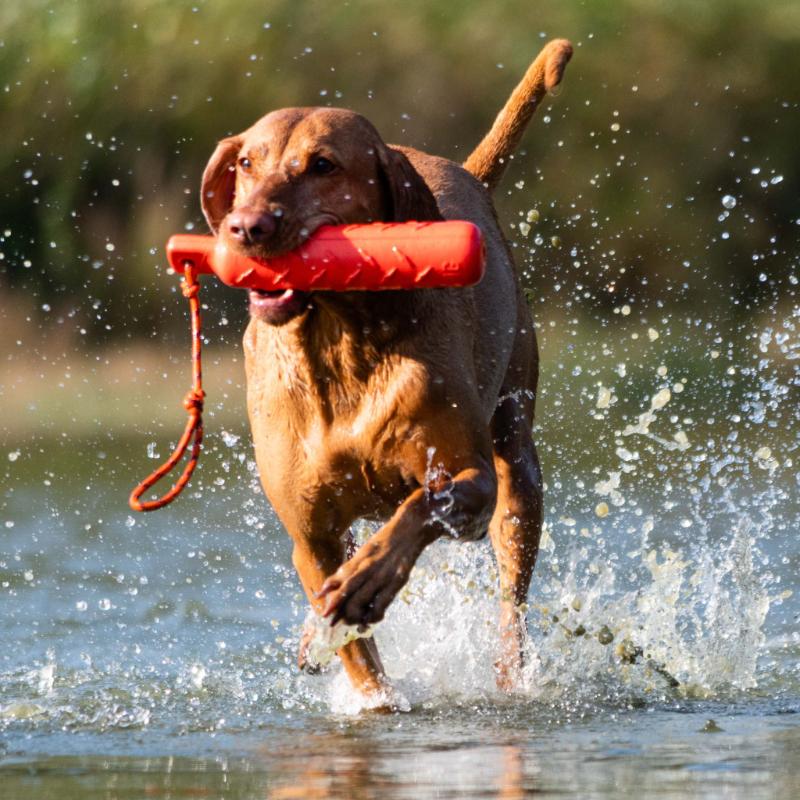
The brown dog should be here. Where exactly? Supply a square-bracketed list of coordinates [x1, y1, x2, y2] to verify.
[201, 40, 572, 703]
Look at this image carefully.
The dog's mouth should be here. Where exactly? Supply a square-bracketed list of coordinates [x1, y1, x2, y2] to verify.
[248, 287, 311, 325]
[231, 213, 342, 324]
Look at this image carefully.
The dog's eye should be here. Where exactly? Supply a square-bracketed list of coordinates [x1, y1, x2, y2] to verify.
[311, 157, 337, 175]
[238, 157, 252, 171]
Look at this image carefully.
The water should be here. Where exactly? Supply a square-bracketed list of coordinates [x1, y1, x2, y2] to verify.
[1, 314, 799, 798]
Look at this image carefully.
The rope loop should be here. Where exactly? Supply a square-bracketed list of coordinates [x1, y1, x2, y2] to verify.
[129, 262, 205, 512]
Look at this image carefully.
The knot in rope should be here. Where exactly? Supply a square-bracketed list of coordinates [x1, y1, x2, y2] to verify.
[181, 278, 200, 299]
[183, 388, 205, 412]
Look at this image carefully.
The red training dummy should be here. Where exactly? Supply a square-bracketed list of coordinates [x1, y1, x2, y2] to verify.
[166, 221, 485, 291]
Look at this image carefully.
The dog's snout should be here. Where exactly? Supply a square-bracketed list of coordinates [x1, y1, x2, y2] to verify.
[227, 209, 278, 246]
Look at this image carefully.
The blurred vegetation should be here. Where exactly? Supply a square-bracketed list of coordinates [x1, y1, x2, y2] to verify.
[0, 0, 798, 345]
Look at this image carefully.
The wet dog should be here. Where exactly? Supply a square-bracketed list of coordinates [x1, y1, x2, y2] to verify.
[200, 39, 572, 703]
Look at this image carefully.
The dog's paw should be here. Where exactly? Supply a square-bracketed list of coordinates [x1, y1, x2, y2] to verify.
[297, 610, 374, 671]
[297, 625, 323, 674]
[317, 532, 419, 627]
[494, 653, 524, 692]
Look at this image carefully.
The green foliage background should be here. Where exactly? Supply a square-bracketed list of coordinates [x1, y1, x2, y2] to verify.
[1, 0, 798, 341]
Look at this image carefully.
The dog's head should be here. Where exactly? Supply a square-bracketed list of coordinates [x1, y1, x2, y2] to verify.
[201, 107, 441, 325]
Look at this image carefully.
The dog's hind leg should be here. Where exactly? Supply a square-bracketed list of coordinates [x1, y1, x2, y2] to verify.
[488, 371, 543, 691]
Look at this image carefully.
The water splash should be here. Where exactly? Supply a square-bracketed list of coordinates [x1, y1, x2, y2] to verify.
[300, 611, 374, 669]
[0, 318, 796, 732]
[295, 507, 772, 717]
[287, 326, 794, 715]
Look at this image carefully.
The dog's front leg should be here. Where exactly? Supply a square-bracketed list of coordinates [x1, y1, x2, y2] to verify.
[289, 533, 388, 693]
[318, 463, 497, 627]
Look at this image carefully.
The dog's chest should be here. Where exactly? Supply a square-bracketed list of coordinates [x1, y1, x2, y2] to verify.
[244, 323, 433, 514]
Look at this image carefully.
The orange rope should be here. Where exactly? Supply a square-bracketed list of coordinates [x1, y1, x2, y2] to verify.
[129, 263, 205, 512]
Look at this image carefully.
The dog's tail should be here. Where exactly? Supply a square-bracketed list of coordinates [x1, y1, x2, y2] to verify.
[463, 39, 573, 193]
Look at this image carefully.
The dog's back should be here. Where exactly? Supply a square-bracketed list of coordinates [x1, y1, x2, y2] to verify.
[394, 147, 520, 418]
[391, 38, 573, 414]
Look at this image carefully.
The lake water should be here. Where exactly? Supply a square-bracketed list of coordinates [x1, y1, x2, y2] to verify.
[1, 314, 799, 798]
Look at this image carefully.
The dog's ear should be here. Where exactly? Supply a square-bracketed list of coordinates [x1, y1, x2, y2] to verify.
[200, 136, 242, 234]
[377, 145, 442, 222]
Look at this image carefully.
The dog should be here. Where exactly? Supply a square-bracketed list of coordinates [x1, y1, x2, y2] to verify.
[200, 39, 572, 704]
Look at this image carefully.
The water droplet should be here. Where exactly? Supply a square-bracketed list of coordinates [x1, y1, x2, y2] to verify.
[221, 430, 240, 447]
[597, 625, 614, 645]
[721, 194, 736, 209]
[596, 385, 612, 409]
[651, 388, 671, 410]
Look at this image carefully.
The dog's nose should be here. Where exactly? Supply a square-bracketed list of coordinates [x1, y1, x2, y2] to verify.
[227, 209, 278, 246]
